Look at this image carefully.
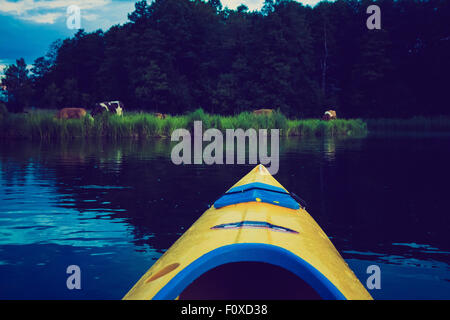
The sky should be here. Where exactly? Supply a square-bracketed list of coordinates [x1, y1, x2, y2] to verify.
[0, 0, 323, 77]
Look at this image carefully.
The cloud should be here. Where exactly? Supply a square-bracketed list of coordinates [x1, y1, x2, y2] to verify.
[83, 13, 100, 22]
[0, 0, 135, 31]
[21, 12, 63, 24]
[298, 0, 323, 6]
[0, 0, 110, 24]
[0, 0, 110, 15]
[222, 0, 264, 11]
[0, 1, 135, 67]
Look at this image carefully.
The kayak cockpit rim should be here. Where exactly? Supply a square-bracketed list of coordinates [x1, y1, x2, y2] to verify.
[152, 243, 346, 300]
[213, 182, 303, 210]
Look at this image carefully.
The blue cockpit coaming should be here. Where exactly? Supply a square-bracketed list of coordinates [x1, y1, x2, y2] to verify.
[213, 182, 300, 210]
[226, 182, 287, 194]
[152, 243, 346, 300]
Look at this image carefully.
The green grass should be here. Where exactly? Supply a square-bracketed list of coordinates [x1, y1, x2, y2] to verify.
[0, 108, 367, 140]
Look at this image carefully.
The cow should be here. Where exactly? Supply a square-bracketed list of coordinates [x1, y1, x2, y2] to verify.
[322, 110, 337, 121]
[153, 112, 169, 119]
[253, 109, 274, 116]
[91, 101, 124, 117]
[56, 108, 87, 119]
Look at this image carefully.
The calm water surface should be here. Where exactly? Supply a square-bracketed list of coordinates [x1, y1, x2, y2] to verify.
[0, 134, 449, 299]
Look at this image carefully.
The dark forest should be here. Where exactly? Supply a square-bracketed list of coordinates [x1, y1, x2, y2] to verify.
[1, 0, 449, 118]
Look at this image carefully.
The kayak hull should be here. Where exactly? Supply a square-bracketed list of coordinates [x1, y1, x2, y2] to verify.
[124, 165, 372, 300]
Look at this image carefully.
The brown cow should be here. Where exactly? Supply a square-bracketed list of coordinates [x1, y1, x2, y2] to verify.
[253, 109, 274, 116]
[153, 113, 169, 119]
[56, 108, 87, 119]
[322, 110, 337, 121]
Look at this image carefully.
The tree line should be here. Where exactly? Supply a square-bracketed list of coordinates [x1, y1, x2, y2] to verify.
[1, 0, 449, 118]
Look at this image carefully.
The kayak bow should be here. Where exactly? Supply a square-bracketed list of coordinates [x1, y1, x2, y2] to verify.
[124, 165, 372, 300]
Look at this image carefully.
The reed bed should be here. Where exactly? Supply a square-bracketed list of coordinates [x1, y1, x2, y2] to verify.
[0, 108, 368, 140]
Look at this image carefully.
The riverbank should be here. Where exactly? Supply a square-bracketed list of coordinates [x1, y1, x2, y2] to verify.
[0, 109, 367, 140]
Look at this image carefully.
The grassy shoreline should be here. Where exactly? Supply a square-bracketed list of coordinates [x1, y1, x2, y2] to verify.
[0, 109, 367, 140]
[3, 109, 449, 141]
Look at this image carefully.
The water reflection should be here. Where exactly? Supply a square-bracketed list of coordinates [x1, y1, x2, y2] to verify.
[0, 135, 449, 299]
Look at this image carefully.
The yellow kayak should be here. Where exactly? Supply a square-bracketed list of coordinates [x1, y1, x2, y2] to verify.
[124, 165, 372, 300]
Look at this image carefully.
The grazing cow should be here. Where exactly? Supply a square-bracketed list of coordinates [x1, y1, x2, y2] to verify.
[153, 112, 169, 119]
[91, 101, 124, 117]
[253, 108, 274, 116]
[322, 110, 337, 121]
[56, 108, 87, 119]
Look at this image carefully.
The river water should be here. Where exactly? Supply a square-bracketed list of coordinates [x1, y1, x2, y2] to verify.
[0, 134, 449, 299]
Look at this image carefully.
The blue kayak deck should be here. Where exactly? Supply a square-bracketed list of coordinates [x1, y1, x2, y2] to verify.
[213, 182, 300, 210]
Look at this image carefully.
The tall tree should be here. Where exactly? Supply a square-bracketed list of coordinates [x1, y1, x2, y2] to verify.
[128, 0, 152, 23]
[2, 58, 33, 112]
[209, 0, 222, 11]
